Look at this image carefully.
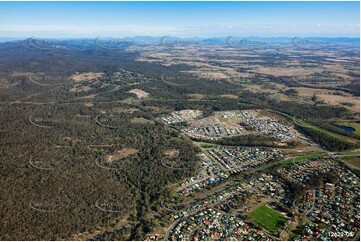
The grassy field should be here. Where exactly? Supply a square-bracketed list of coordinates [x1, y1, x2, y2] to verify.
[248, 204, 287, 235]
[276, 111, 356, 143]
[340, 156, 360, 169]
[335, 121, 360, 135]
[339, 151, 360, 155]
[279, 154, 323, 165]
[130, 117, 155, 124]
[293, 117, 357, 143]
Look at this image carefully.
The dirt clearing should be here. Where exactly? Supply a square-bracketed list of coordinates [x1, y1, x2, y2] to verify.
[105, 148, 139, 163]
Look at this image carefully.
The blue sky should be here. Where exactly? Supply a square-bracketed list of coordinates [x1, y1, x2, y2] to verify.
[0, 1, 359, 38]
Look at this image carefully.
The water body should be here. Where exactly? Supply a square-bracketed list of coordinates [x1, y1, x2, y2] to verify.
[336, 125, 356, 133]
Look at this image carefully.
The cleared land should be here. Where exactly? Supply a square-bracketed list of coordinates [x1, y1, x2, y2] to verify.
[295, 87, 360, 113]
[128, 89, 150, 99]
[105, 148, 139, 163]
[70, 72, 104, 82]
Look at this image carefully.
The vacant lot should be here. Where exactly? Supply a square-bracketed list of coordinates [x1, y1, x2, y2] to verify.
[248, 204, 287, 235]
[220, 94, 238, 99]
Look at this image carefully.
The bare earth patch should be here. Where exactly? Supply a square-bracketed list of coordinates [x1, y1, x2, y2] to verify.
[112, 108, 139, 113]
[253, 67, 324, 77]
[189, 115, 220, 126]
[295, 87, 360, 113]
[128, 89, 150, 99]
[105, 148, 138, 163]
[0, 77, 19, 89]
[84, 102, 94, 107]
[220, 94, 238, 99]
[163, 149, 179, 157]
[187, 93, 205, 99]
[70, 84, 93, 93]
[71, 72, 104, 82]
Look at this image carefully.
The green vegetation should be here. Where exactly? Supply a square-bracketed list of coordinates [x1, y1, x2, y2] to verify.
[248, 204, 287, 235]
[277, 112, 357, 151]
[339, 151, 360, 156]
[347, 122, 360, 134]
[299, 126, 356, 151]
[340, 156, 360, 169]
[293, 117, 356, 143]
[280, 154, 323, 165]
[335, 121, 360, 134]
[0, 38, 359, 240]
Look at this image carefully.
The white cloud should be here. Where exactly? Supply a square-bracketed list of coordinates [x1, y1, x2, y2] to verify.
[0, 23, 359, 38]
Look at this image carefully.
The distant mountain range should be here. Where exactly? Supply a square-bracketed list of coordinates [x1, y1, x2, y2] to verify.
[0, 36, 359, 44]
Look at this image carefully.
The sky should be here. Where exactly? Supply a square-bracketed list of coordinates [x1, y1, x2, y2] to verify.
[0, 1, 359, 38]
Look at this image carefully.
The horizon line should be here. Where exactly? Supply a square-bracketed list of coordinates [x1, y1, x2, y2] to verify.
[1, 36, 360, 39]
